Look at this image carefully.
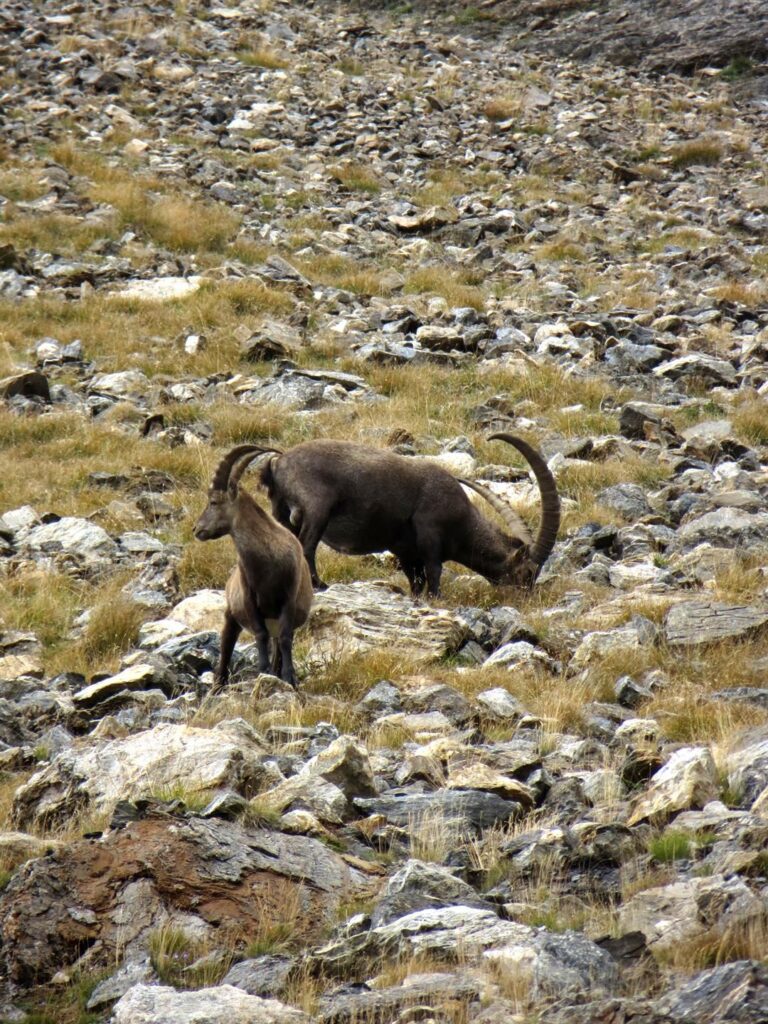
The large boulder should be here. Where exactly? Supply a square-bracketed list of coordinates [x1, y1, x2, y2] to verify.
[307, 582, 470, 664]
[627, 746, 719, 826]
[619, 874, 766, 955]
[12, 721, 268, 829]
[112, 984, 310, 1023]
[725, 728, 768, 807]
[665, 601, 768, 647]
[0, 816, 367, 985]
[314, 906, 618, 1001]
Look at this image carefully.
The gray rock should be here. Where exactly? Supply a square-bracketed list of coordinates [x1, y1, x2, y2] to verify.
[654, 354, 736, 387]
[86, 956, 155, 1010]
[676, 509, 768, 551]
[307, 582, 469, 665]
[72, 663, 176, 710]
[0, 371, 50, 402]
[13, 721, 268, 829]
[619, 874, 765, 955]
[318, 973, 480, 1023]
[112, 984, 311, 1023]
[658, 959, 768, 1023]
[725, 727, 768, 806]
[665, 601, 768, 647]
[596, 483, 652, 521]
[354, 789, 522, 833]
[370, 859, 493, 927]
[627, 746, 719, 825]
[222, 955, 295, 998]
[23, 517, 117, 564]
[356, 681, 403, 718]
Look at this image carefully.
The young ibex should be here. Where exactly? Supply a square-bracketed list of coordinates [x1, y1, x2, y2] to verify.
[194, 444, 313, 688]
[244, 433, 560, 598]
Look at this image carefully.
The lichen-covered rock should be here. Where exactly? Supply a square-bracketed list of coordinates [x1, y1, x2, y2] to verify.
[112, 984, 311, 1023]
[0, 817, 366, 985]
[627, 746, 719, 825]
[307, 582, 469, 664]
[12, 722, 268, 829]
[619, 874, 765, 954]
[665, 601, 768, 647]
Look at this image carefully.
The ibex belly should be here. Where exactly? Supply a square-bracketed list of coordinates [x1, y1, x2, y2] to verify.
[226, 571, 281, 637]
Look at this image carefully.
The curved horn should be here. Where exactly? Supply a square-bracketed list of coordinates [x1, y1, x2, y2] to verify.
[229, 448, 272, 490]
[459, 477, 534, 548]
[211, 444, 282, 492]
[489, 434, 560, 567]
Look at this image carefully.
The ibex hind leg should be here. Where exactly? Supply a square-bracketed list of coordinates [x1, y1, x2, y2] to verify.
[215, 612, 242, 691]
[276, 613, 298, 687]
[298, 513, 331, 591]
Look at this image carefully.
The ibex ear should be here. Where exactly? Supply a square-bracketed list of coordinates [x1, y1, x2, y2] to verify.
[227, 480, 239, 500]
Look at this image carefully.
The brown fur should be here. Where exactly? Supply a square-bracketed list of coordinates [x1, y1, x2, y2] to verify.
[195, 447, 313, 687]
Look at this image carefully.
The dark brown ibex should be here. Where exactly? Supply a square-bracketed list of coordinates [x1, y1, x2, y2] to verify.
[194, 445, 313, 688]
[244, 434, 559, 597]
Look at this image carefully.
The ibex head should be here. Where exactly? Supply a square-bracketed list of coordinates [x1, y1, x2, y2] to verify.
[460, 434, 560, 588]
[194, 445, 267, 541]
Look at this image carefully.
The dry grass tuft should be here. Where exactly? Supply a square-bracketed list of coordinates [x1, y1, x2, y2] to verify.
[732, 397, 768, 446]
[403, 267, 485, 310]
[329, 162, 382, 194]
[483, 95, 522, 122]
[90, 183, 241, 252]
[668, 138, 724, 169]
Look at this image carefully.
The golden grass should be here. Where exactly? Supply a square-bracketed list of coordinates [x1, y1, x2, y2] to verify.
[177, 535, 234, 593]
[293, 252, 390, 295]
[149, 923, 234, 990]
[403, 266, 485, 310]
[668, 138, 724, 169]
[329, 162, 382, 194]
[0, 209, 118, 254]
[90, 182, 241, 252]
[55, 585, 150, 677]
[483, 95, 523, 122]
[732, 398, 768, 445]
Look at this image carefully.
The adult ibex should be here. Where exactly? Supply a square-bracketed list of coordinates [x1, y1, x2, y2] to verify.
[245, 433, 559, 597]
[194, 445, 313, 688]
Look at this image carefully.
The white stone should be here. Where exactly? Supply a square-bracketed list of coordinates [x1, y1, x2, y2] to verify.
[111, 276, 204, 302]
[24, 517, 116, 561]
[113, 984, 311, 1023]
[13, 722, 268, 828]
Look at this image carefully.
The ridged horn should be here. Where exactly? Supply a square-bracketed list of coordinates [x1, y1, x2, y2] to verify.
[229, 447, 275, 490]
[489, 433, 560, 567]
[211, 444, 282, 492]
[459, 477, 534, 548]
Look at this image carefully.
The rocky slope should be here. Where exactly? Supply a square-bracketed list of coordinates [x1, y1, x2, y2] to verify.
[1, 1, 768, 1022]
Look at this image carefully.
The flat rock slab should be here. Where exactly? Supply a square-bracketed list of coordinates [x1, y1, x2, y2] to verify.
[307, 582, 469, 664]
[354, 789, 523, 833]
[664, 601, 768, 646]
[111, 275, 203, 302]
[318, 973, 479, 1024]
[113, 983, 311, 1023]
[0, 817, 365, 985]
